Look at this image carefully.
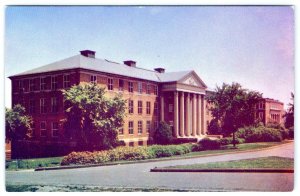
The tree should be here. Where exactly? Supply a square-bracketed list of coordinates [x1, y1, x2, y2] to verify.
[5, 104, 32, 142]
[284, 92, 294, 129]
[207, 82, 262, 147]
[153, 121, 174, 145]
[62, 82, 127, 151]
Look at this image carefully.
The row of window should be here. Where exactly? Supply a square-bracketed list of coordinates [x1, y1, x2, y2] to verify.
[17, 75, 71, 92]
[128, 100, 158, 115]
[28, 97, 60, 114]
[90, 75, 158, 95]
[119, 120, 158, 135]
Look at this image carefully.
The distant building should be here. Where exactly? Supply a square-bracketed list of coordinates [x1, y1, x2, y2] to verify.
[9, 50, 208, 158]
[256, 98, 285, 125]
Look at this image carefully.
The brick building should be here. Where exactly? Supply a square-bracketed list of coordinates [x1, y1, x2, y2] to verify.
[256, 98, 285, 125]
[9, 50, 208, 157]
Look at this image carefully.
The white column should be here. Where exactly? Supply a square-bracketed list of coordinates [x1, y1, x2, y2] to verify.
[197, 94, 202, 136]
[174, 91, 179, 137]
[201, 95, 207, 135]
[192, 94, 196, 136]
[179, 92, 185, 137]
[185, 93, 190, 137]
[160, 95, 164, 122]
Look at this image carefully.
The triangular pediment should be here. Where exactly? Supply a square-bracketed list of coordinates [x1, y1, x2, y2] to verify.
[179, 71, 207, 88]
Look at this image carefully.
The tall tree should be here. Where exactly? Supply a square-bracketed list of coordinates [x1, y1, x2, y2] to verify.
[5, 104, 33, 142]
[62, 82, 127, 151]
[207, 82, 262, 147]
[284, 92, 294, 129]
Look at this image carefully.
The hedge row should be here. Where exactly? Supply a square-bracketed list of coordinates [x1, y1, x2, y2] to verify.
[236, 125, 287, 143]
[61, 144, 193, 166]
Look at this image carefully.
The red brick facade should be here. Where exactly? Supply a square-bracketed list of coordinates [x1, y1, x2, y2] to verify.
[256, 98, 285, 125]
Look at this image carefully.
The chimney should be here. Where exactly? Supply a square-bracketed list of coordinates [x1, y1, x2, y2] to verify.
[80, 50, 96, 58]
[154, 68, 165, 73]
[124, 60, 136, 67]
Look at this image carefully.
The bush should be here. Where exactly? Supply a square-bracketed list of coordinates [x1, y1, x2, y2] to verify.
[153, 121, 174, 145]
[288, 127, 294, 139]
[219, 137, 245, 145]
[61, 144, 193, 165]
[198, 138, 221, 150]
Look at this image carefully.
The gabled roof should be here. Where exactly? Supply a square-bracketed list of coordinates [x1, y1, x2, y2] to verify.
[9, 54, 206, 86]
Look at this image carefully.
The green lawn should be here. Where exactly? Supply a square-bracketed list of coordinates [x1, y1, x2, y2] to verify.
[166, 156, 294, 169]
[5, 141, 290, 170]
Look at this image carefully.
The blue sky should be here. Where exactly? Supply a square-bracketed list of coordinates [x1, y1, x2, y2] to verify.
[5, 6, 294, 108]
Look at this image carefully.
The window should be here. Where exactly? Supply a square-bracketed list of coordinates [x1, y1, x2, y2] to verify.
[128, 81, 133, 93]
[138, 101, 143, 114]
[29, 79, 35, 92]
[129, 142, 134, 147]
[128, 100, 134, 114]
[18, 80, 24, 91]
[40, 122, 47, 137]
[169, 104, 173, 113]
[146, 121, 151, 133]
[63, 75, 70, 88]
[138, 82, 143, 94]
[52, 122, 59, 137]
[154, 85, 158, 95]
[138, 121, 143, 134]
[146, 102, 151, 114]
[138, 141, 143, 146]
[51, 76, 58, 90]
[154, 102, 158, 116]
[63, 100, 71, 112]
[154, 121, 159, 129]
[129, 121, 134, 134]
[90, 75, 97, 83]
[40, 98, 46, 114]
[108, 78, 113, 90]
[119, 79, 124, 91]
[118, 127, 124, 135]
[40, 77, 46, 91]
[146, 84, 151, 94]
[51, 97, 58, 113]
[29, 99, 35, 114]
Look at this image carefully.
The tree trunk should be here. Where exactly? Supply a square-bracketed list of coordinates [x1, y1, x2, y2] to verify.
[233, 132, 236, 148]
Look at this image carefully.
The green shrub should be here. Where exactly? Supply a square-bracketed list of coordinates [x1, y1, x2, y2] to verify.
[244, 127, 282, 143]
[61, 144, 193, 165]
[219, 137, 245, 145]
[153, 121, 174, 145]
[198, 138, 221, 150]
[288, 127, 294, 139]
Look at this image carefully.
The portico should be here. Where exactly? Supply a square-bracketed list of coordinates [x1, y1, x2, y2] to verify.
[160, 71, 207, 138]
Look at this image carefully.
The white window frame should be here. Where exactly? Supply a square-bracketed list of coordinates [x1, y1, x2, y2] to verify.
[51, 76, 58, 90]
[154, 102, 158, 116]
[40, 77, 46, 91]
[129, 121, 134, 135]
[119, 79, 124, 91]
[18, 80, 24, 91]
[138, 101, 143, 114]
[138, 82, 143, 94]
[90, 75, 97, 83]
[118, 127, 124, 135]
[63, 74, 70, 88]
[51, 122, 59, 137]
[108, 78, 113, 90]
[129, 100, 134, 114]
[146, 101, 151, 115]
[40, 98, 46, 114]
[128, 81, 133, 93]
[29, 99, 35, 114]
[146, 120, 151, 133]
[138, 121, 143, 134]
[40, 121, 47, 137]
[154, 85, 158, 95]
[51, 97, 58, 113]
[146, 84, 151, 95]
[29, 79, 35, 92]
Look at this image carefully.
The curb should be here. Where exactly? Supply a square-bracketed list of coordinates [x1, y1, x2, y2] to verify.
[34, 141, 293, 172]
[150, 168, 294, 173]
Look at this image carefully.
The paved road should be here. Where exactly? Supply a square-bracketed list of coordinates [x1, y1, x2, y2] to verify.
[6, 142, 294, 191]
